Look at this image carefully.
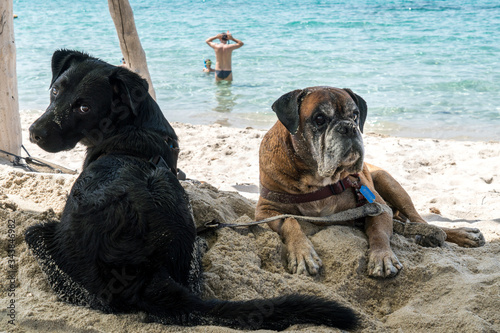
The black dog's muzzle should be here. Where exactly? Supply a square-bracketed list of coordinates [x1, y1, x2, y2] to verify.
[29, 123, 48, 144]
[28, 111, 74, 153]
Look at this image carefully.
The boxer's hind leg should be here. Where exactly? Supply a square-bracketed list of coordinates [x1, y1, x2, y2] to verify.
[369, 167, 427, 224]
[439, 227, 485, 247]
[369, 165, 484, 247]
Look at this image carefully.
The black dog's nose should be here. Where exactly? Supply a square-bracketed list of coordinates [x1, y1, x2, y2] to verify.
[29, 123, 46, 143]
[336, 121, 357, 136]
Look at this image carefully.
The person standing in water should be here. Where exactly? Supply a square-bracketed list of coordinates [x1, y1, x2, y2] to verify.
[205, 31, 244, 82]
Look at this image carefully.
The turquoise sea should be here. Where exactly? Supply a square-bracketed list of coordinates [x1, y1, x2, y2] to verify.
[13, 0, 500, 141]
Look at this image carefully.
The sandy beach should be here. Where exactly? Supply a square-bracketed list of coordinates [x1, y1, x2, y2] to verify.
[1, 111, 499, 332]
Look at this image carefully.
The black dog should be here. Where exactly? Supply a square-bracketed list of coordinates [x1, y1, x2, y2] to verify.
[26, 50, 358, 330]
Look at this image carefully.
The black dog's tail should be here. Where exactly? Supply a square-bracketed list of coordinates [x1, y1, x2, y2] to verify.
[203, 294, 358, 330]
[144, 281, 358, 331]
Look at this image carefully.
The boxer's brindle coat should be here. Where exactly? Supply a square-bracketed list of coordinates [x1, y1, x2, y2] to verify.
[25, 51, 358, 330]
[256, 86, 485, 278]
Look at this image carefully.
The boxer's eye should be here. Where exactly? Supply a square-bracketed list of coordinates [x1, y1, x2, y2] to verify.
[353, 111, 359, 122]
[313, 114, 327, 127]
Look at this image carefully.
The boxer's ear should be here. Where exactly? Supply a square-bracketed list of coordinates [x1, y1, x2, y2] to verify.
[343, 88, 368, 133]
[272, 89, 304, 134]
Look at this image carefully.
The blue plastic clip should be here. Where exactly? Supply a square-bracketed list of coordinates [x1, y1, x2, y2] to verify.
[359, 185, 376, 203]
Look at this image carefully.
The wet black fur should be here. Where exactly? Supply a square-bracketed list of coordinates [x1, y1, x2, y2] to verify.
[25, 50, 358, 330]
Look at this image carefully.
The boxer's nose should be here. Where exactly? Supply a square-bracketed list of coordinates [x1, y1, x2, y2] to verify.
[335, 121, 357, 136]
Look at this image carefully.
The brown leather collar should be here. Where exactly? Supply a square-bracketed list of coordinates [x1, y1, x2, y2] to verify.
[260, 174, 366, 205]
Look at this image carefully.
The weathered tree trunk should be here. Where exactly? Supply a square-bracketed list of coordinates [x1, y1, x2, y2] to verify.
[108, 0, 156, 100]
[0, 2, 22, 162]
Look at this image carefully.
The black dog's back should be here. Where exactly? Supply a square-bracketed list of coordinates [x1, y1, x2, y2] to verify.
[26, 150, 196, 310]
[25, 50, 358, 331]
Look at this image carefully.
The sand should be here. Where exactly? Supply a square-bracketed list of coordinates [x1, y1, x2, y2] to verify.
[0, 111, 499, 333]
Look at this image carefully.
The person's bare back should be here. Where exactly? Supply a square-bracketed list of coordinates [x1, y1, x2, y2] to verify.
[206, 32, 244, 82]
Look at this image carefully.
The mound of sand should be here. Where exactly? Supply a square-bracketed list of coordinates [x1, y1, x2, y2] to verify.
[0, 118, 499, 332]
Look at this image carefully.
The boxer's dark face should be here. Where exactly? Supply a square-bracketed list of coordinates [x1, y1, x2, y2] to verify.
[298, 89, 365, 178]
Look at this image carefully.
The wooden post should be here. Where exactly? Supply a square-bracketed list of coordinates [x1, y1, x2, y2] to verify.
[0, 1, 22, 162]
[108, 0, 156, 100]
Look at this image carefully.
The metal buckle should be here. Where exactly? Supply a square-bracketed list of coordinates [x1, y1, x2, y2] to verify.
[149, 155, 170, 170]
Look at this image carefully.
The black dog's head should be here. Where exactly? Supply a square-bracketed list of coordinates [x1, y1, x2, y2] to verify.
[272, 86, 367, 179]
[30, 49, 169, 153]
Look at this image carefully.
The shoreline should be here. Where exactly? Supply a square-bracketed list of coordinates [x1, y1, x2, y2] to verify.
[19, 108, 500, 143]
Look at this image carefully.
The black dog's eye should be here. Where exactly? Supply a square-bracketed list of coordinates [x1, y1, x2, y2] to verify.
[313, 114, 327, 127]
[79, 105, 90, 113]
[51, 87, 59, 96]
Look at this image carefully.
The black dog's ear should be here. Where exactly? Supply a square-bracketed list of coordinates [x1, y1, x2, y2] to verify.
[50, 49, 90, 87]
[271, 89, 305, 134]
[109, 67, 149, 116]
[343, 88, 367, 133]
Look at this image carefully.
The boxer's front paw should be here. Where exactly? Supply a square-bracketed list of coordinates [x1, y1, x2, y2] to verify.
[445, 227, 485, 247]
[367, 249, 403, 278]
[285, 235, 322, 275]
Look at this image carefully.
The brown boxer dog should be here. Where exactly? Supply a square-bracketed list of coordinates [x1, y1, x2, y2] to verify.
[256, 86, 485, 278]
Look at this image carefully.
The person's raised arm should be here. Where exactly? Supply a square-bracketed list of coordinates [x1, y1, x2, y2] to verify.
[227, 33, 244, 50]
[206, 34, 221, 48]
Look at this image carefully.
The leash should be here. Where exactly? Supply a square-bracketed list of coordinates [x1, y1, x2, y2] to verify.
[196, 202, 447, 245]
[196, 202, 392, 234]
[0, 146, 77, 174]
[197, 175, 391, 233]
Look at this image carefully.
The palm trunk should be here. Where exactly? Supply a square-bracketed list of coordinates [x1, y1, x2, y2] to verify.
[108, 0, 156, 100]
[0, 2, 22, 162]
